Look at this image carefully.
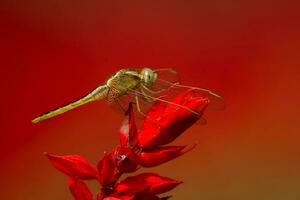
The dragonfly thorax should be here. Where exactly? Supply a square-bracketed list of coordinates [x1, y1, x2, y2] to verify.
[140, 68, 157, 89]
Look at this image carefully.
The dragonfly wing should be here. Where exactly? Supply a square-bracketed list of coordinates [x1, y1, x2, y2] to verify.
[126, 87, 208, 126]
[150, 68, 225, 111]
[107, 95, 134, 115]
[106, 87, 148, 117]
[173, 85, 226, 111]
[152, 68, 181, 92]
[153, 81, 225, 111]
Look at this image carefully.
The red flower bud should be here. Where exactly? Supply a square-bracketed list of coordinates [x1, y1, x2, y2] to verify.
[46, 153, 98, 180]
[138, 144, 196, 167]
[138, 90, 209, 149]
[114, 173, 182, 196]
[69, 177, 93, 200]
[97, 152, 121, 187]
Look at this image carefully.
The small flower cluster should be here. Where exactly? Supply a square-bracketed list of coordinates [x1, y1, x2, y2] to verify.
[46, 89, 209, 200]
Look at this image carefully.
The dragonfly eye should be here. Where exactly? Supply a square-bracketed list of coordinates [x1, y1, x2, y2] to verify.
[140, 68, 158, 89]
[141, 68, 151, 83]
[152, 72, 157, 82]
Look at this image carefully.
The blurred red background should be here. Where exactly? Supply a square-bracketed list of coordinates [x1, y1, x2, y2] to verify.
[1, 1, 300, 199]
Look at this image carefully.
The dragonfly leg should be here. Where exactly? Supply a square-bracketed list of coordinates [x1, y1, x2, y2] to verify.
[140, 88, 156, 103]
[141, 84, 165, 94]
[167, 83, 225, 111]
[135, 96, 160, 129]
[140, 88, 168, 106]
[169, 83, 222, 98]
[129, 87, 200, 116]
[135, 96, 148, 118]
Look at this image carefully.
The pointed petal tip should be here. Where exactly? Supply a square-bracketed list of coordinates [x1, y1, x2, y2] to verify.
[181, 143, 198, 155]
[45, 152, 55, 158]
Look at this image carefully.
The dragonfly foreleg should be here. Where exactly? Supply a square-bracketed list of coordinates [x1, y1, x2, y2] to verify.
[141, 83, 165, 94]
[135, 96, 160, 129]
[135, 96, 148, 118]
[140, 88, 156, 103]
[169, 83, 222, 98]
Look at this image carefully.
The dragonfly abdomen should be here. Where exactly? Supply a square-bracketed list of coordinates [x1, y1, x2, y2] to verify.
[32, 85, 109, 123]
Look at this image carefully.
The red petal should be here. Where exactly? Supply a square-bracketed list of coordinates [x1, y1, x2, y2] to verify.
[128, 103, 138, 146]
[103, 196, 134, 200]
[142, 101, 167, 122]
[97, 152, 121, 187]
[138, 90, 209, 149]
[138, 144, 196, 167]
[119, 103, 137, 147]
[69, 177, 93, 200]
[114, 173, 182, 196]
[46, 153, 98, 180]
[145, 174, 182, 195]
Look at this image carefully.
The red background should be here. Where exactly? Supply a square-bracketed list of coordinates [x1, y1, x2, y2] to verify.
[1, 1, 300, 199]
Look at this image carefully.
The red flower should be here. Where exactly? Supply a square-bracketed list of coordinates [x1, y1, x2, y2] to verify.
[46, 89, 217, 200]
[137, 89, 209, 149]
[69, 177, 93, 200]
[46, 153, 98, 180]
[117, 94, 202, 168]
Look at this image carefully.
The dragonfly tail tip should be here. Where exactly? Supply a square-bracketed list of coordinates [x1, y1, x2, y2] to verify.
[31, 118, 40, 124]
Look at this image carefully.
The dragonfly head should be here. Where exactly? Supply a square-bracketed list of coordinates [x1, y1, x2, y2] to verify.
[140, 68, 157, 88]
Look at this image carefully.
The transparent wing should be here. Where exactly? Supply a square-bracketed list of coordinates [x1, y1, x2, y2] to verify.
[107, 94, 132, 115]
[151, 68, 225, 111]
[153, 77, 225, 112]
[152, 68, 181, 92]
[106, 87, 134, 115]
[167, 84, 226, 111]
[106, 87, 153, 120]
[106, 66, 224, 126]
[126, 88, 154, 116]
[126, 87, 208, 126]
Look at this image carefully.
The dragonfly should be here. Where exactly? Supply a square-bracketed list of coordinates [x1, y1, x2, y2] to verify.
[32, 67, 224, 123]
